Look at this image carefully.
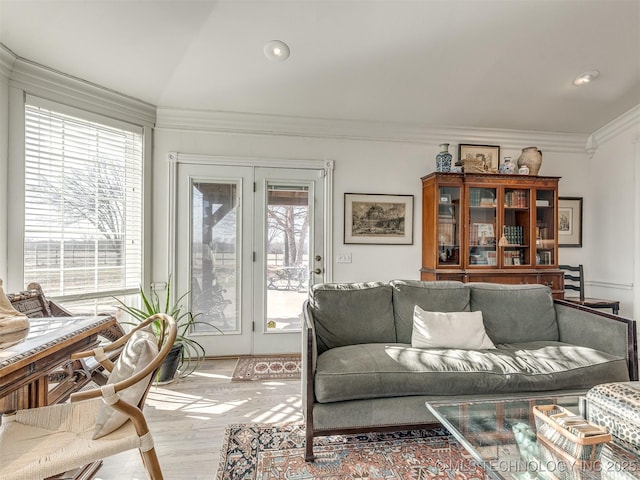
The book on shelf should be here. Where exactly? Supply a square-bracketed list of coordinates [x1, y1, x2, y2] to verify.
[503, 250, 522, 265]
[476, 223, 494, 238]
[503, 225, 524, 245]
[438, 222, 455, 245]
[505, 190, 528, 208]
[470, 188, 495, 207]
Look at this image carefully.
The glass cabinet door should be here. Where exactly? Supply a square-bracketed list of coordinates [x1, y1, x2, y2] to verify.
[502, 188, 531, 266]
[467, 187, 497, 266]
[534, 189, 556, 265]
[437, 186, 460, 266]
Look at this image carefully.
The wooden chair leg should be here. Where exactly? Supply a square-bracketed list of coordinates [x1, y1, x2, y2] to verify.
[139, 447, 164, 480]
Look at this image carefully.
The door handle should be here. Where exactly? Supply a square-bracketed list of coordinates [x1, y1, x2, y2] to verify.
[313, 268, 323, 275]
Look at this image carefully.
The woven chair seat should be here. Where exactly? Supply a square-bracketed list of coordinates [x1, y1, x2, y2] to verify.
[0, 398, 141, 480]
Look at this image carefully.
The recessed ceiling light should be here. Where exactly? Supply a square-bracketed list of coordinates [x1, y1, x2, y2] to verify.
[573, 70, 599, 86]
[264, 40, 290, 62]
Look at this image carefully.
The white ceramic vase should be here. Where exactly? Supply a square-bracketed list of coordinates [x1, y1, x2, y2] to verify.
[517, 147, 542, 175]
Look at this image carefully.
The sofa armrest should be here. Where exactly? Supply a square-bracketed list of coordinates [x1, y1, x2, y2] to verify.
[302, 300, 318, 460]
[554, 299, 638, 380]
[302, 301, 318, 414]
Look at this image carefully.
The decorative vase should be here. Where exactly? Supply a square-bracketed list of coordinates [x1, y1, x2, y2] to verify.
[436, 143, 452, 172]
[517, 147, 542, 175]
[500, 157, 516, 174]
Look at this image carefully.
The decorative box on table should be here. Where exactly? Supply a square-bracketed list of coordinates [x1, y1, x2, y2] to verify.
[533, 405, 611, 462]
[587, 382, 640, 455]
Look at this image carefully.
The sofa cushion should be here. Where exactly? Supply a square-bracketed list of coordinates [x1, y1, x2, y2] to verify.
[314, 341, 629, 403]
[411, 307, 495, 350]
[391, 280, 470, 343]
[468, 283, 558, 343]
[309, 282, 396, 354]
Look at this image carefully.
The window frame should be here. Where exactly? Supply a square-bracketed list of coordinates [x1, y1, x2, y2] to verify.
[23, 96, 144, 300]
[6, 75, 153, 301]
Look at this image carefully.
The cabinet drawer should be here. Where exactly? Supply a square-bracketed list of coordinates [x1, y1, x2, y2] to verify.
[466, 273, 525, 285]
[537, 273, 562, 291]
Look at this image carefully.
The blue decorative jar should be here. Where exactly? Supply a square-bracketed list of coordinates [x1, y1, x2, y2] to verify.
[436, 143, 452, 172]
[500, 156, 516, 174]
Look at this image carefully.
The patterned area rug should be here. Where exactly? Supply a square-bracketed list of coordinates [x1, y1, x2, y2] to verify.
[216, 423, 483, 479]
[231, 355, 302, 381]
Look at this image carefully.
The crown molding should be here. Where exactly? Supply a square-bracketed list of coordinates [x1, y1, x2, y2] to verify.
[156, 107, 589, 154]
[8, 56, 156, 127]
[0, 43, 16, 79]
[591, 104, 640, 146]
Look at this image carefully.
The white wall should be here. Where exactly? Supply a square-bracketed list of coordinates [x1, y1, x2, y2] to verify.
[153, 113, 590, 287]
[586, 106, 640, 317]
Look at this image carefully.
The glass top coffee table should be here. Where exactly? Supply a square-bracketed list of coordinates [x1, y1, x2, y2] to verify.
[427, 395, 640, 480]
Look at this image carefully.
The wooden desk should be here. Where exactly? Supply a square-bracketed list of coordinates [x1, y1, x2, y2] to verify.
[0, 315, 118, 414]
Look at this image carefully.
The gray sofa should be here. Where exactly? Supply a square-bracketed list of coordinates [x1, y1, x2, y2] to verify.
[302, 280, 638, 461]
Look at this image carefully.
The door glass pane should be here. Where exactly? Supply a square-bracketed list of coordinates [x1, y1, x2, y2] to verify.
[190, 181, 239, 333]
[265, 183, 309, 332]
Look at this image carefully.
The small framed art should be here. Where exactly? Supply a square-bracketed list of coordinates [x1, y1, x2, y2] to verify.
[344, 193, 414, 244]
[458, 144, 501, 173]
[558, 197, 583, 248]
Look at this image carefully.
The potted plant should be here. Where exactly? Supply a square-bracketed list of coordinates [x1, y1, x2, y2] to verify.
[115, 278, 217, 382]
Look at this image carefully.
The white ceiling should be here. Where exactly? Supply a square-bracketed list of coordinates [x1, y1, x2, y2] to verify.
[1, 0, 639, 134]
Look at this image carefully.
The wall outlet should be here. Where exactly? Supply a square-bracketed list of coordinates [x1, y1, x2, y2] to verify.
[337, 253, 352, 263]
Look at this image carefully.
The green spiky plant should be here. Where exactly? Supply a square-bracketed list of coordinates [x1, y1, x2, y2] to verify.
[115, 277, 219, 381]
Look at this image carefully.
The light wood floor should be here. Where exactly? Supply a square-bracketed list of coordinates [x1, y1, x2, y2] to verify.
[95, 358, 303, 479]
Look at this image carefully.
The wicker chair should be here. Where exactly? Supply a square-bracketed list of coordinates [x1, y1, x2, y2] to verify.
[0, 313, 176, 480]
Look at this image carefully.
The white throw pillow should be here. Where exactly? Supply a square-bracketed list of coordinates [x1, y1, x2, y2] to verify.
[93, 327, 159, 439]
[411, 306, 496, 350]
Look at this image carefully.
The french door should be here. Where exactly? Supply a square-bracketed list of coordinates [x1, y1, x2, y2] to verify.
[172, 156, 331, 356]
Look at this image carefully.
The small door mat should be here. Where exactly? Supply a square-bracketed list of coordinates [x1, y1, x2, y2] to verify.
[231, 355, 301, 381]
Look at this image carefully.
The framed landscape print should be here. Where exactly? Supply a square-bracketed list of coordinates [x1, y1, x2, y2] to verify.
[344, 193, 414, 244]
[558, 197, 583, 247]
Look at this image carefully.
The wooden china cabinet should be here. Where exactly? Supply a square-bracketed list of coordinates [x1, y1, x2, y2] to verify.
[420, 172, 564, 298]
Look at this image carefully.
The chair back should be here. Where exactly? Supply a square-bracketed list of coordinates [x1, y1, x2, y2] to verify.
[71, 313, 177, 408]
[559, 264, 585, 301]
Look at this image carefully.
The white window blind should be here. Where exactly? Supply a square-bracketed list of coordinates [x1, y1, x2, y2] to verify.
[24, 100, 143, 298]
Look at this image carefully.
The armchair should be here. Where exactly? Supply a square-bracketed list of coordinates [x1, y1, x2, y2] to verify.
[0, 313, 177, 480]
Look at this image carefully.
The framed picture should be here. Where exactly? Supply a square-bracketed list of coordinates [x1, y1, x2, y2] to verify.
[440, 193, 451, 204]
[458, 144, 501, 173]
[558, 197, 583, 247]
[344, 193, 414, 244]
